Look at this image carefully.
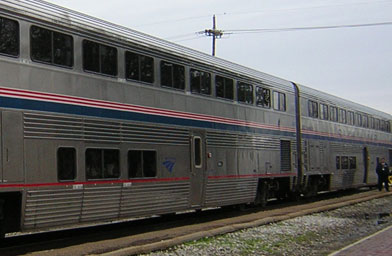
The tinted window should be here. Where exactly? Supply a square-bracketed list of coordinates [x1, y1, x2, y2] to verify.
[190, 69, 211, 95]
[273, 91, 286, 111]
[330, 106, 338, 122]
[125, 51, 154, 83]
[31, 26, 73, 67]
[58, 148, 76, 181]
[339, 109, 347, 124]
[347, 111, 355, 126]
[0, 16, 19, 57]
[160, 61, 185, 90]
[194, 137, 202, 167]
[336, 156, 341, 169]
[349, 156, 356, 169]
[320, 104, 329, 120]
[215, 75, 234, 100]
[255, 86, 271, 108]
[308, 100, 318, 118]
[83, 40, 117, 76]
[86, 149, 120, 179]
[341, 156, 349, 169]
[128, 150, 157, 178]
[237, 82, 253, 104]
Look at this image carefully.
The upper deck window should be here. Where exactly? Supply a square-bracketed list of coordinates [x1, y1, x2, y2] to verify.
[215, 75, 234, 100]
[339, 109, 347, 124]
[355, 113, 362, 127]
[31, 26, 73, 67]
[237, 82, 253, 104]
[255, 86, 271, 108]
[320, 104, 329, 120]
[273, 91, 286, 111]
[347, 111, 355, 126]
[125, 51, 154, 83]
[83, 40, 117, 76]
[190, 69, 211, 95]
[330, 106, 338, 122]
[362, 115, 369, 128]
[160, 61, 185, 90]
[308, 100, 318, 118]
[0, 16, 19, 57]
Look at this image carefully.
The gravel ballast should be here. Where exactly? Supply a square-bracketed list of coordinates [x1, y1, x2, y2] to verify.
[141, 194, 392, 256]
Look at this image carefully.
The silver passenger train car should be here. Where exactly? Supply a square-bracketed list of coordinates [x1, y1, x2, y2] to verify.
[0, 0, 391, 236]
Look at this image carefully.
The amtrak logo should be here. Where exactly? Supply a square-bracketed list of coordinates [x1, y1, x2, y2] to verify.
[163, 158, 176, 173]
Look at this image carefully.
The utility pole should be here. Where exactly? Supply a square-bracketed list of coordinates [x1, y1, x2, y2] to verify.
[204, 15, 223, 56]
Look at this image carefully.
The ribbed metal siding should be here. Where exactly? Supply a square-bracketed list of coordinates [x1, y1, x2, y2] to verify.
[120, 182, 190, 217]
[204, 178, 258, 207]
[280, 140, 292, 172]
[24, 188, 83, 228]
[24, 112, 189, 145]
[23, 182, 190, 229]
[207, 131, 280, 150]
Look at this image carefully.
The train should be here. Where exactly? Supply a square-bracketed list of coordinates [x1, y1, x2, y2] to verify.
[0, 0, 391, 238]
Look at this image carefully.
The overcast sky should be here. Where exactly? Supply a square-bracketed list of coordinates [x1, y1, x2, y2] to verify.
[46, 0, 392, 115]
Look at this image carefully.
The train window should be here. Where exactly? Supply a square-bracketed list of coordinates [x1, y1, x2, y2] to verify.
[387, 121, 391, 133]
[0, 16, 19, 57]
[193, 137, 202, 168]
[341, 156, 349, 169]
[347, 111, 355, 126]
[128, 150, 157, 178]
[31, 26, 73, 67]
[57, 147, 76, 181]
[215, 75, 234, 100]
[255, 86, 271, 108]
[125, 51, 154, 83]
[375, 118, 380, 130]
[369, 117, 375, 129]
[160, 61, 185, 90]
[320, 104, 329, 120]
[83, 40, 117, 76]
[339, 109, 347, 124]
[336, 156, 341, 170]
[349, 157, 356, 169]
[273, 91, 286, 111]
[190, 69, 211, 95]
[355, 113, 362, 127]
[308, 100, 318, 118]
[362, 115, 369, 128]
[86, 149, 120, 179]
[329, 106, 338, 122]
[237, 82, 253, 104]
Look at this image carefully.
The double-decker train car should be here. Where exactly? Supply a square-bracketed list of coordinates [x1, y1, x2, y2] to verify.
[0, 0, 391, 237]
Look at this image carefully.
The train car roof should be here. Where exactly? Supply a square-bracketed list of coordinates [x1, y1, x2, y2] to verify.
[1, 0, 391, 120]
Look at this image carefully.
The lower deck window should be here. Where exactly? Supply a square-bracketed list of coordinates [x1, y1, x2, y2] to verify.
[86, 149, 120, 179]
[58, 147, 76, 181]
[128, 150, 157, 178]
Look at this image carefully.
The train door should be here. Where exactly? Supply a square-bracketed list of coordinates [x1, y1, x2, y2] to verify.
[1, 111, 24, 183]
[363, 147, 369, 183]
[189, 131, 206, 207]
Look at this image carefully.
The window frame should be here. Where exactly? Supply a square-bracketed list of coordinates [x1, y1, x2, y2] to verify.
[237, 81, 254, 105]
[273, 91, 286, 112]
[215, 75, 234, 100]
[190, 68, 211, 95]
[82, 39, 118, 77]
[85, 148, 120, 180]
[308, 100, 319, 118]
[0, 16, 20, 58]
[128, 149, 157, 178]
[57, 147, 77, 181]
[125, 51, 154, 84]
[255, 85, 271, 108]
[320, 103, 329, 120]
[30, 25, 74, 68]
[160, 60, 185, 90]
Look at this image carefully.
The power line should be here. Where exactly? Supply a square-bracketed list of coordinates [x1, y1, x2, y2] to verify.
[222, 21, 392, 34]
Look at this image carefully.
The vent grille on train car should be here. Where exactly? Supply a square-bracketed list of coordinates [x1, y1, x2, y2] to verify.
[280, 140, 291, 172]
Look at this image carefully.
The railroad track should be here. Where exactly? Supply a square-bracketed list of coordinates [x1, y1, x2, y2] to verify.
[0, 189, 388, 256]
